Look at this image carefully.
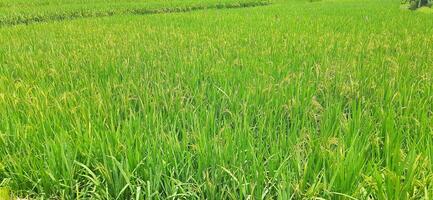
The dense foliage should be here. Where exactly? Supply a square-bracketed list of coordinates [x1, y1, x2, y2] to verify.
[404, 0, 432, 9]
[1, 0, 432, 199]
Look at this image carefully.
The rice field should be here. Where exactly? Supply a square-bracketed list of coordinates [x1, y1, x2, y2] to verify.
[0, 0, 432, 199]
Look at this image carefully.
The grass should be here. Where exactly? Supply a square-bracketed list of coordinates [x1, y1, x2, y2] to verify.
[0, 0, 270, 27]
[0, 187, 11, 200]
[0, 0, 432, 199]
[416, 6, 433, 12]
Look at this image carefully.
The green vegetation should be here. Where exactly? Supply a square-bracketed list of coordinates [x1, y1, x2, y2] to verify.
[402, 0, 432, 10]
[0, 187, 11, 200]
[0, 0, 269, 27]
[0, 0, 432, 199]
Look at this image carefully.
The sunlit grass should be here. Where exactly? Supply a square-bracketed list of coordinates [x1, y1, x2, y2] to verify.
[0, 0, 432, 199]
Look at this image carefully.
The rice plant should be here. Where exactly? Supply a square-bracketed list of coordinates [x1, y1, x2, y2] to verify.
[0, 0, 432, 199]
